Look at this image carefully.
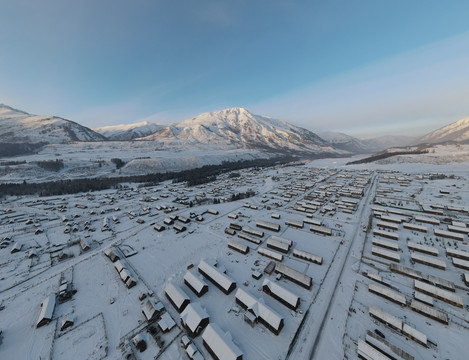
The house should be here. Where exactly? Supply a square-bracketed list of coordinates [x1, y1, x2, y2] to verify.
[234, 288, 284, 335]
[198, 260, 236, 295]
[37, 294, 56, 328]
[158, 312, 176, 332]
[262, 279, 300, 310]
[165, 282, 191, 312]
[180, 303, 210, 336]
[104, 248, 119, 262]
[142, 298, 164, 321]
[184, 271, 209, 297]
[202, 323, 243, 360]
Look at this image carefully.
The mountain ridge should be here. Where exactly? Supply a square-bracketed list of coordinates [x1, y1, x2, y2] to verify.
[138, 107, 338, 154]
[418, 116, 469, 144]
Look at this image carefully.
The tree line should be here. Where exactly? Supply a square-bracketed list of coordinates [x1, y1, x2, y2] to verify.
[0, 156, 294, 197]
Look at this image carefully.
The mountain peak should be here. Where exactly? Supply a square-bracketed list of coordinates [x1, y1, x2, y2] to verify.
[0, 103, 29, 115]
[141, 108, 334, 154]
[418, 115, 469, 144]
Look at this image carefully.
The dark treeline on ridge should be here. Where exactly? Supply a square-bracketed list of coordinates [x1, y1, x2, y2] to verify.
[0, 156, 295, 197]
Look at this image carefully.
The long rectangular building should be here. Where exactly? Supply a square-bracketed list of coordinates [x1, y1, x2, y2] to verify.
[368, 283, 406, 306]
[256, 220, 280, 232]
[372, 238, 399, 251]
[202, 323, 243, 360]
[452, 257, 469, 271]
[237, 232, 261, 245]
[410, 252, 446, 270]
[198, 260, 236, 295]
[407, 241, 439, 256]
[242, 226, 264, 238]
[434, 229, 464, 241]
[262, 279, 300, 310]
[292, 248, 323, 265]
[266, 237, 291, 253]
[446, 247, 469, 261]
[377, 221, 399, 231]
[414, 280, 463, 307]
[373, 229, 399, 241]
[415, 216, 440, 225]
[372, 246, 400, 262]
[274, 262, 312, 289]
[389, 263, 422, 280]
[364, 331, 414, 360]
[447, 224, 469, 234]
[285, 218, 304, 229]
[258, 246, 283, 262]
[357, 338, 391, 360]
[409, 299, 448, 324]
[309, 224, 332, 236]
[228, 239, 249, 254]
[403, 223, 427, 233]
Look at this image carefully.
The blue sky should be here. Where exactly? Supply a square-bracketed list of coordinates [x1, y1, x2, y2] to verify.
[1, 1, 469, 137]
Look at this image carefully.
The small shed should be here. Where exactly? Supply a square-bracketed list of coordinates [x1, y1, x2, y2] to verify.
[158, 312, 176, 332]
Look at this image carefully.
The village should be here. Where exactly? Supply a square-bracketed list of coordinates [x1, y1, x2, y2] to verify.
[0, 160, 468, 360]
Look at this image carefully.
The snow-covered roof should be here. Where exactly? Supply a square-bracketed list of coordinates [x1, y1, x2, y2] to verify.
[202, 323, 243, 360]
[369, 305, 402, 330]
[275, 262, 312, 289]
[368, 283, 406, 305]
[266, 237, 290, 252]
[165, 282, 190, 308]
[142, 298, 164, 321]
[410, 252, 446, 269]
[402, 324, 427, 345]
[198, 260, 235, 292]
[270, 235, 293, 247]
[292, 248, 323, 265]
[410, 299, 448, 323]
[257, 246, 283, 261]
[414, 280, 463, 306]
[158, 312, 176, 332]
[357, 338, 391, 360]
[446, 247, 469, 260]
[37, 294, 56, 327]
[184, 271, 208, 294]
[235, 288, 283, 331]
[407, 241, 438, 256]
[180, 302, 209, 333]
[262, 279, 299, 308]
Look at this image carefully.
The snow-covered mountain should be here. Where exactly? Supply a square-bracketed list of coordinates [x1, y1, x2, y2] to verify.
[0, 104, 106, 144]
[139, 107, 337, 154]
[94, 121, 163, 141]
[418, 116, 469, 144]
[318, 131, 372, 153]
[360, 135, 418, 151]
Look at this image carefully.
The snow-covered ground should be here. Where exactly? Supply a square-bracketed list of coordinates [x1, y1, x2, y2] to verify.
[0, 152, 468, 360]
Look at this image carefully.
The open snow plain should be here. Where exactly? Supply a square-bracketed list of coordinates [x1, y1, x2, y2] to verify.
[0, 157, 468, 360]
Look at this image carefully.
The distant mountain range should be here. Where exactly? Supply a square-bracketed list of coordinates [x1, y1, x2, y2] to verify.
[318, 132, 418, 153]
[94, 121, 163, 141]
[1, 103, 469, 158]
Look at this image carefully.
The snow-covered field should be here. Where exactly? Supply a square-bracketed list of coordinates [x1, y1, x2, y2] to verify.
[0, 142, 273, 183]
[0, 152, 468, 360]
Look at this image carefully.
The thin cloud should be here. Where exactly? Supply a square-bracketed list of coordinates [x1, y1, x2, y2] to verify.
[250, 31, 469, 137]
